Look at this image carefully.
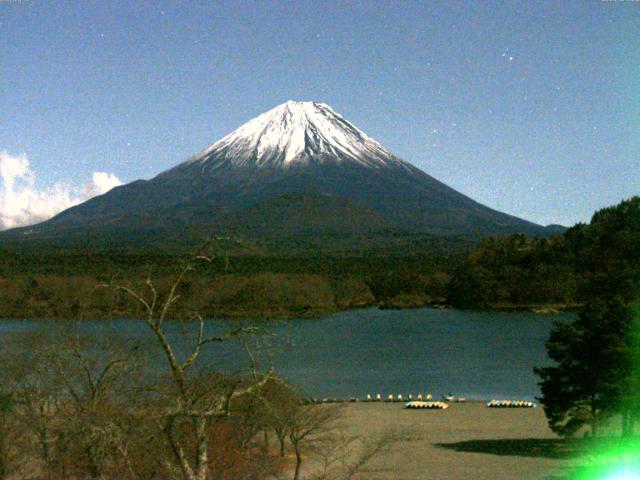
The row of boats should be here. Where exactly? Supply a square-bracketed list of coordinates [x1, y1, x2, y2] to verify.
[405, 401, 449, 409]
[404, 399, 536, 410]
[486, 400, 536, 408]
[365, 393, 465, 402]
[312, 395, 536, 408]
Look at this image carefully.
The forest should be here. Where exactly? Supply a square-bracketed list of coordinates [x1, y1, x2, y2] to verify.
[0, 197, 638, 320]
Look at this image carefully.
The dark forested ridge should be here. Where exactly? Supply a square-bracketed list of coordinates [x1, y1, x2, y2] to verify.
[0, 197, 637, 320]
[0, 246, 466, 319]
[446, 233, 579, 310]
[447, 196, 640, 310]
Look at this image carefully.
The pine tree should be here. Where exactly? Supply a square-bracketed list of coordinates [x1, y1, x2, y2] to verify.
[535, 197, 640, 437]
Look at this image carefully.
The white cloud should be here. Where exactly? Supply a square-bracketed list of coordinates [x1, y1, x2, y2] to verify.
[83, 171, 123, 199]
[0, 151, 123, 230]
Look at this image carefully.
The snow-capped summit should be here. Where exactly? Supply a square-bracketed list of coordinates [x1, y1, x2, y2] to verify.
[186, 101, 406, 170]
[1, 101, 553, 247]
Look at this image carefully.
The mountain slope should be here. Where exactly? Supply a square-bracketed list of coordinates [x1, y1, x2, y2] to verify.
[1, 101, 556, 250]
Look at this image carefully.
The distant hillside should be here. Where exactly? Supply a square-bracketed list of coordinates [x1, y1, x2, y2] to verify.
[447, 196, 640, 310]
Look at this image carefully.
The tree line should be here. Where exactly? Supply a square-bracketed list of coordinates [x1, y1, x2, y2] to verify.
[0, 233, 582, 320]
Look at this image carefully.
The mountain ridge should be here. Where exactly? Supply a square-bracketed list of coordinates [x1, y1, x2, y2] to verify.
[0, 101, 563, 251]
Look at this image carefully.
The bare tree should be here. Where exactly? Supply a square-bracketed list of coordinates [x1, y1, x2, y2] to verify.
[280, 400, 416, 480]
[11, 331, 142, 480]
[287, 404, 340, 480]
[2, 247, 415, 480]
[100, 254, 276, 480]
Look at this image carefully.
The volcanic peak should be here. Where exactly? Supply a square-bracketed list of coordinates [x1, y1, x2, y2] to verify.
[186, 101, 404, 169]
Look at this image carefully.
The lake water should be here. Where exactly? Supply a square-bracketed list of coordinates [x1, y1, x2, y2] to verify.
[0, 308, 570, 401]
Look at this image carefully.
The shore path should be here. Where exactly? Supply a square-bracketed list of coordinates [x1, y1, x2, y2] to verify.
[339, 402, 573, 479]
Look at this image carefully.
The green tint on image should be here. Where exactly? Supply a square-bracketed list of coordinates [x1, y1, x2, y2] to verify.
[569, 438, 640, 479]
[565, 303, 640, 480]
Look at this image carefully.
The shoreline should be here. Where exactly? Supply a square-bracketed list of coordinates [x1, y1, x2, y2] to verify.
[0, 301, 580, 321]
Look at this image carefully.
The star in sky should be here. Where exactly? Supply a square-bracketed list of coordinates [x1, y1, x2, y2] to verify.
[2, 0, 634, 228]
[501, 48, 514, 62]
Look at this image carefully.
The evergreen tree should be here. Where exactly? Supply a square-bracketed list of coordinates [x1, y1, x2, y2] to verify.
[535, 297, 634, 436]
[535, 197, 640, 437]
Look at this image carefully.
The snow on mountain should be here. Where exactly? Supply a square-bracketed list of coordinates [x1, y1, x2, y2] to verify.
[185, 101, 409, 170]
[0, 100, 551, 246]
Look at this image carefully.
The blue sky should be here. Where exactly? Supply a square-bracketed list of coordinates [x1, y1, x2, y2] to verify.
[1, 0, 638, 227]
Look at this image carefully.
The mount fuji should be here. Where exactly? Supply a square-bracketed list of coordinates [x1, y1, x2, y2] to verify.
[2, 101, 559, 250]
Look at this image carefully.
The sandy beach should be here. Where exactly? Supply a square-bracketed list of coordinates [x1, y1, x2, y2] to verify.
[337, 402, 574, 480]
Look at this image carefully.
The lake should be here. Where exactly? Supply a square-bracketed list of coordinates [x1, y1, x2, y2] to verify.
[0, 308, 570, 401]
